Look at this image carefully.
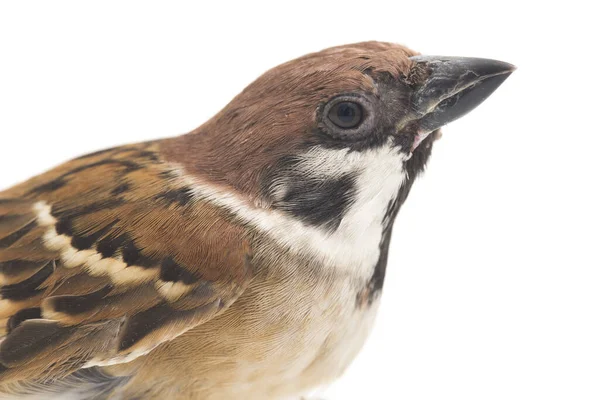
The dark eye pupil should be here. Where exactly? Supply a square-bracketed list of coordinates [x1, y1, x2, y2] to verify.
[328, 101, 363, 129]
[338, 103, 356, 121]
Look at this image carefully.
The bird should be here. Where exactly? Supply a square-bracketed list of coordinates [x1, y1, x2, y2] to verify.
[0, 41, 514, 399]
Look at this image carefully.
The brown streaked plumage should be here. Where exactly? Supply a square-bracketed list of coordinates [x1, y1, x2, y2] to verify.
[0, 143, 252, 383]
[0, 41, 514, 399]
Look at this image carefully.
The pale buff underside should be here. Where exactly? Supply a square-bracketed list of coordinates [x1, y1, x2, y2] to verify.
[104, 244, 382, 400]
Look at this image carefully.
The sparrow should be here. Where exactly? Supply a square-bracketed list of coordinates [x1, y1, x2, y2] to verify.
[0, 41, 514, 399]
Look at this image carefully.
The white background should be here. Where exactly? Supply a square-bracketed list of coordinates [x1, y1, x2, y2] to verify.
[0, 1, 598, 399]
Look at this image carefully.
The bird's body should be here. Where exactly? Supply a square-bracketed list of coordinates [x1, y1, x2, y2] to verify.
[0, 139, 395, 399]
[0, 42, 513, 399]
[108, 237, 381, 400]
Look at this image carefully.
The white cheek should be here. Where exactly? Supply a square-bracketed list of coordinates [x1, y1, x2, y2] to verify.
[179, 140, 408, 282]
[300, 142, 407, 278]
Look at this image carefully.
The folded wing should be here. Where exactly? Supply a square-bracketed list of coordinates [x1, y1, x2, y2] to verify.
[0, 143, 252, 382]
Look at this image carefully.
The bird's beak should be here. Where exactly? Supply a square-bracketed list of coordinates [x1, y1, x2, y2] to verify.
[408, 55, 515, 149]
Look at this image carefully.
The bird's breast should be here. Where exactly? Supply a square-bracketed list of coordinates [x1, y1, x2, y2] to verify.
[110, 242, 382, 399]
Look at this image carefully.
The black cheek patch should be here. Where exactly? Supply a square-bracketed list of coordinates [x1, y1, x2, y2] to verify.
[272, 173, 357, 232]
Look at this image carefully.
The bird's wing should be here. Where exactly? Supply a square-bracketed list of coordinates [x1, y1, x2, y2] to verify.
[0, 142, 253, 382]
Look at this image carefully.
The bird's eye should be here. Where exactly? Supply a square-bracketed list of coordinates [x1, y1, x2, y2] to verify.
[327, 101, 363, 129]
[320, 95, 374, 140]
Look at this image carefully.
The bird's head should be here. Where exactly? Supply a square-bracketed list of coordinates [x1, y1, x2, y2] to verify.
[162, 41, 514, 235]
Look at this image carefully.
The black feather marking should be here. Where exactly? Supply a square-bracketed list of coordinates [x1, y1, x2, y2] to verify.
[64, 159, 142, 176]
[71, 220, 119, 251]
[0, 261, 54, 301]
[96, 233, 129, 259]
[159, 257, 197, 284]
[136, 150, 160, 162]
[158, 170, 177, 180]
[47, 285, 113, 316]
[360, 132, 435, 305]
[155, 187, 194, 207]
[118, 301, 218, 352]
[110, 183, 131, 196]
[55, 218, 75, 236]
[365, 201, 398, 298]
[7, 307, 42, 333]
[29, 179, 68, 194]
[271, 171, 357, 231]
[0, 260, 50, 280]
[26, 160, 142, 196]
[118, 303, 172, 351]
[0, 220, 36, 249]
[121, 240, 157, 268]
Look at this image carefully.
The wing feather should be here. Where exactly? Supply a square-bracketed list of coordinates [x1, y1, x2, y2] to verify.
[0, 142, 253, 382]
